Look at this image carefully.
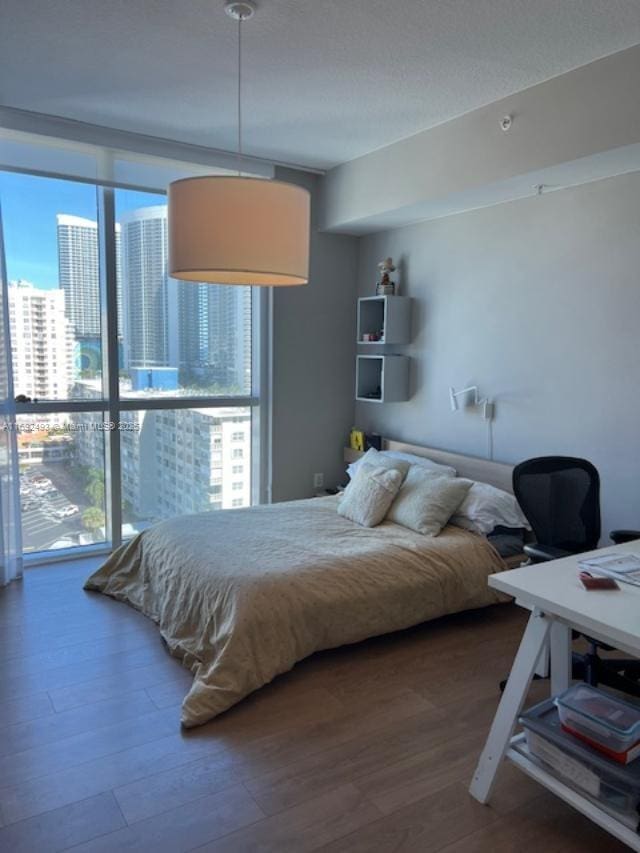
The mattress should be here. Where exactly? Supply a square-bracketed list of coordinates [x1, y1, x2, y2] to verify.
[85, 495, 509, 727]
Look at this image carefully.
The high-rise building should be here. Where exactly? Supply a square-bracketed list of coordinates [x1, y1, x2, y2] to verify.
[8, 280, 75, 400]
[56, 214, 122, 354]
[58, 205, 251, 392]
[120, 205, 177, 370]
[57, 215, 99, 339]
[178, 283, 251, 393]
[118, 407, 251, 520]
[72, 378, 251, 523]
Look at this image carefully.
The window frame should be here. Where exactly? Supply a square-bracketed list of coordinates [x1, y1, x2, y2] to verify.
[8, 181, 267, 566]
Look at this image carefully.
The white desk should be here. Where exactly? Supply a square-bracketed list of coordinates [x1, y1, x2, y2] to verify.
[470, 542, 640, 850]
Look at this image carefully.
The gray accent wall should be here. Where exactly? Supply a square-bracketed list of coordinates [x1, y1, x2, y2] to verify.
[354, 171, 640, 536]
[271, 168, 358, 502]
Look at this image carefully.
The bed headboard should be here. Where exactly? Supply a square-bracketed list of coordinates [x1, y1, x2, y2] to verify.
[344, 439, 514, 493]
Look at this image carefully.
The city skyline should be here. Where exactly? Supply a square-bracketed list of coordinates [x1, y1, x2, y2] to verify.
[6, 190, 251, 397]
[0, 170, 155, 288]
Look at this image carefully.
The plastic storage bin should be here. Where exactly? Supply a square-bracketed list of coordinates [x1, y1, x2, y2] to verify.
[519, 698, 640, 828]
[555, 685, 640, 764]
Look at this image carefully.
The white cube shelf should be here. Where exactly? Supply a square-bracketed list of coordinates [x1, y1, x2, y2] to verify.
[357, 295, 411, 345]
[356, 355, 409, 403]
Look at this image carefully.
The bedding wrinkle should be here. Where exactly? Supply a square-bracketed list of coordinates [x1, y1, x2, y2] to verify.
[84, 496, 507, 727]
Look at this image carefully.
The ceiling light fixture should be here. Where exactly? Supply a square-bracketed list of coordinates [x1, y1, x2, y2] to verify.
[168, 0, 310, 287]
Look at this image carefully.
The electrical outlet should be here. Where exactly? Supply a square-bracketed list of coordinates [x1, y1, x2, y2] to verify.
[313, 472, 324, 489]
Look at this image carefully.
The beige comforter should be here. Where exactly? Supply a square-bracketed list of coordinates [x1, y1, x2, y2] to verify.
[84, 496, 507, 727]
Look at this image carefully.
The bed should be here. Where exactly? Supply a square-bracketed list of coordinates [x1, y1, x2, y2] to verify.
[85, 443, 521, 728]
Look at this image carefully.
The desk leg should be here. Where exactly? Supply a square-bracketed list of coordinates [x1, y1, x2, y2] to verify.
[534, 639, 549, 678]
[550, 621, 571, 695]
[469, 609, 551, 804]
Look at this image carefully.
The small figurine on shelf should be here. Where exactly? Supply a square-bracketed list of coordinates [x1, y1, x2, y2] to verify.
[376, 257, 396, 296]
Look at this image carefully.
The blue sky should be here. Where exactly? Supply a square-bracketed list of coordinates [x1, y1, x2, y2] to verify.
[0, 171, 163, 289]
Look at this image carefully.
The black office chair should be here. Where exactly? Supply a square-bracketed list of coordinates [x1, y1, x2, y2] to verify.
[512, 456, 640, 697]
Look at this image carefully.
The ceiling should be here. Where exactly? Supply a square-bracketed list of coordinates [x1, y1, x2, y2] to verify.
[2, 0, 640, 171]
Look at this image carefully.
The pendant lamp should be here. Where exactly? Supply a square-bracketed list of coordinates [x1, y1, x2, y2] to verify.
[168, 1, 310, 286]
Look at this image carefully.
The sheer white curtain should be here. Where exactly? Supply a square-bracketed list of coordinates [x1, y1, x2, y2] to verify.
[0, 201, 22, 585]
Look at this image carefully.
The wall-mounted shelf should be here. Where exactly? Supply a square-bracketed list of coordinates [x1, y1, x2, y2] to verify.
[356, 355, 409, 403]
[357, 295, 411, 345]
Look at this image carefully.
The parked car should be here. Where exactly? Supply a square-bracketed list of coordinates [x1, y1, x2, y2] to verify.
[55, 505, 79, 519]
[31, 476, 52, 487]
[34, 485, 56, 497]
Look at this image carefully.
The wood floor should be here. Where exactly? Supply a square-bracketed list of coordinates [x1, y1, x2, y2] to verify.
[0, 559, 628, 853]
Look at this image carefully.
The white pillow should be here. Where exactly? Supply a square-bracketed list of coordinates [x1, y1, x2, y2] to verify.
[450, 482, 531, 535]
[347, 449, 455, 481]
[338, 464, 403, 528]
[345, 448, 410, 487]
[387, 470, 473, 537]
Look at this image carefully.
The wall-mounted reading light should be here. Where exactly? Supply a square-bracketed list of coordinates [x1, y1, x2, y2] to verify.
[449, 385, 494, 420]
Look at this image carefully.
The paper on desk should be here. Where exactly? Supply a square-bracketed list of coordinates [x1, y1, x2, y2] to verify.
[579, 553, 640, 587]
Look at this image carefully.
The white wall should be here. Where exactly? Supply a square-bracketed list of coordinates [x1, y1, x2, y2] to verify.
[354, 171, 640, 537]
[321, 43, 640, 234]
[271, 168, 358, 501]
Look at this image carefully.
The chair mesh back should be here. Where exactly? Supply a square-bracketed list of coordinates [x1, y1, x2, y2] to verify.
[513, 457, 600, 554]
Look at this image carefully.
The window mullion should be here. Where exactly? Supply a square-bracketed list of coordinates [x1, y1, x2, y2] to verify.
[253, 286, 270, 505]
[98, 187, 122, 550]
[15, 400, 106, 416]
[117, 395, 257, 412]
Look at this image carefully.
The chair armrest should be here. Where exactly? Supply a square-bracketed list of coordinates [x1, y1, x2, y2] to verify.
[610, 529, 640, 545]
[523, 543, 572, 563]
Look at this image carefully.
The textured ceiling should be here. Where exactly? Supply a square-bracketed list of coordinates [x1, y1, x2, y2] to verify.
[2, 0, 640, 170]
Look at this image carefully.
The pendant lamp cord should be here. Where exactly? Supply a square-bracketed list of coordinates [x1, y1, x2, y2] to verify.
[237, 12, 243, 176]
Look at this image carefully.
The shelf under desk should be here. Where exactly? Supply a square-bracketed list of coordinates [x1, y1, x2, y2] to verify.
[470, 542, 640, 849]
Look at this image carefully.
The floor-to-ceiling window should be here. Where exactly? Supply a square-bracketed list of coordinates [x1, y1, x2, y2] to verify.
[0, 169, 262, 560]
